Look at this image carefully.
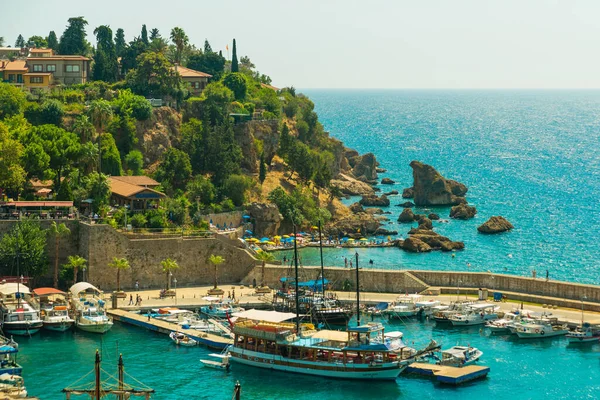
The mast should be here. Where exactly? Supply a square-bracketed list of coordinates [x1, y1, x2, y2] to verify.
[118, 353, 124, 400]
[16, 219, 20, 308]
[95, 350, 101, 400]
[355, 251, 360, 326]
[293, 224, 299, 333]
[318, 220, 325, 298]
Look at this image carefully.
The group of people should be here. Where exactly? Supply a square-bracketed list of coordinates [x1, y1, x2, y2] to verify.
[128, 294, 143, 306]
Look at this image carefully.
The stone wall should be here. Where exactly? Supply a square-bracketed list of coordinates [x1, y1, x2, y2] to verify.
[79, 222, 258, 291]
[201, 211, 244, 229]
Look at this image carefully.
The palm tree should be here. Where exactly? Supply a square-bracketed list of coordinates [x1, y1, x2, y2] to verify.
[208, 254, 224, 290]
[108, 257, 130, 292]
[255, 251, 275, 288]
[87, 100, 113, 133]
[48, 221, 71, 288]
[73, 115, 97, 143]
[62, 255, 87, 285]
[161, 258, 179, 291]
[169, 27, 188, 65]
[79, 142, 100, 174]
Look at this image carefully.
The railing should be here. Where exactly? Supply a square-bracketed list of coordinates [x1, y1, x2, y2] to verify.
[0, 211, 78, 220]
[120, 227, 215, 239]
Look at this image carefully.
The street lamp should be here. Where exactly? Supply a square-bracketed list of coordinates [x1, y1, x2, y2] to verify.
[581, 295, 587, 327]
[457, 279, 462, 301]
[174, 278, 178, 304]
[169, 271, 173, 291]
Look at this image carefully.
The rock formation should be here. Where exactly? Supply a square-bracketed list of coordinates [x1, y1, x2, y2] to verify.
[376, 167, 387, 173]
[402, 187, 414, 198]
[409, 161, 467, 206]
[330, 174, 376, 196]
[349, 202, 364, 214]
[247, 202, 283, 237]
[327, 213, 381, 238]
[449, 204, 477, 220]
[398, 208, 415, 223]
[350, 153, 379, 183]
[381, 178, 395, 185]
[428, 213, 440, 220]
[365, 208, 384, 215]
[383, 190, 399, 196]
[359, 194, 390, 207]
[401, 237, 432, 253]
[397, 201, 415, 208]
[135, 107, 182, 165]
[478, 216, 514, 234]
[400, 228, 464, 252]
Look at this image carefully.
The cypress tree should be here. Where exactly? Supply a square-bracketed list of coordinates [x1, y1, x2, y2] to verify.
[15, 34, 25, 48]
[149, 28, 160, 41]
[204, 39, 213, 54]
[231, 39, 238, 72]
[141, 24, 149, 45]
[114, 28, 126, 57]
[58, 17, 89, 55]
[259, 152, 267, 184]
[219, 50, 222, 57]
[47, 31, 58, 51]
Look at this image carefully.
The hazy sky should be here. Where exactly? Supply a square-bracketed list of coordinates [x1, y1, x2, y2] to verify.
[3, 0, 600, 88]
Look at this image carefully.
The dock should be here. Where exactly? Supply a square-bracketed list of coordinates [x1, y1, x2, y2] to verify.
[405, 363, 489, 385]
[107, 309, 233, 350]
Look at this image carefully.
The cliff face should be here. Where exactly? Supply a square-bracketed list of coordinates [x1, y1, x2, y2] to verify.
[234, 120, 279, 173]
[409, 161, 467, 206]
[135, 107, 182, 166]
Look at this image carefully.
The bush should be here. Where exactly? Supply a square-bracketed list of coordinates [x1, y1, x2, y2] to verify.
[220, 198, 235, 212]
[39, 99, 64, 126]
[63, 90, 85, 104]
[130, 213, 147, 228]
[244, 102, 255, 115]
[113, 89, 152, 120]
[223, 73, 247, 101]
[221, 174, 253, 207]
[146, 209, 168, 229]
[0, 83, 27, 119]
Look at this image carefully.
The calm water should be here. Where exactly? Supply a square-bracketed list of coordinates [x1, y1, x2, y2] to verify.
[19, 320, 600, 399]
[293, 90, 600, 284]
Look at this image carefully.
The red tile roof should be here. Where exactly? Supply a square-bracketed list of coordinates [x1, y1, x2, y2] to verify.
[174, 65, 212, 78]
[111, 176, 160, 187]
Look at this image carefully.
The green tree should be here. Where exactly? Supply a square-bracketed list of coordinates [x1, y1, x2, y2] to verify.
[141, 24, 149, 45]
[120, 37, 147, 73]
[278, 123, 292, 157]
[92, 25, 118, 82]
[0, 122, 26, 196]
[125, 52, 182, 98]
[203, 39, 212, 53]
[0, 37, 4, 47]
[15, 34, 25, 48]
[155, 148, 192, 191]
[124, 150, 144, 175]
[255, 250, 275, 287]
[148, 37, 169, 54]
[208, 254, 224, 290]
[114, 28, 126, 57]
[21, 142, 50, 180]
[221, 174, 253, 207]
[72, 115, 96, 143]
[259, 152, 267, 184]
[198, 82, 234, 125]
[222, 73, 247, 100]
[149, 28, 160, 41]
[0, 219, 48, 280]
[87, 99, 113, 132]
[186, 51, 226, 80]
[98, 132, 123, 176]
[231, 39, 238, 72]
[169, 27, 188, 65]
[78, 141, 100, 175]
[113, 89, 152, 120]
[107, 114, 137, 156]
[0, 83, 27, 120]
[61, 255, 86, 284]
[58, 17, 89, 55]
[82, 172, 111, 212]
[47, 31, 58, 51]
[109, 257, 130, 292]
[38, 99, 64, 126]
[186, 175, 215, 205]
[28, 35, 48, 48]
[48, 221, 70, 288]
[160, 258, 179, 290]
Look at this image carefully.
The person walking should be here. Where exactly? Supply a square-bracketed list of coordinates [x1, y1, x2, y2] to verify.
[344, 257, 348, 268]
[135, 280, 139, 291]
[128, 294, 133, 306]
[546, 270, 549, 281]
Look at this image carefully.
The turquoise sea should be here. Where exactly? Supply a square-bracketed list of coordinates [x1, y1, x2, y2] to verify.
[20, 91, 600, 398]
[288, 90, 600, 285]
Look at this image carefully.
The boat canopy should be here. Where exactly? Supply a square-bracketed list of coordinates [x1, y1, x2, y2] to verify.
[280, 277, 330, 290]
[348, 323, 384, 333]
[33, 287, 66, 296]
[468, 303, 497, 310]
[202, 296, 222, 302]
[384, 331, 404, 339]
[70, 282, 101, 296]
[0, 283, 30, 295]
[0, 345, 17, 354]
[310, 330, 349, 342]
[232, 309, 296, 323]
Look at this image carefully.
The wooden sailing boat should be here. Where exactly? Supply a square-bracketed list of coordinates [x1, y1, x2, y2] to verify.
[62, 350, 154, 399]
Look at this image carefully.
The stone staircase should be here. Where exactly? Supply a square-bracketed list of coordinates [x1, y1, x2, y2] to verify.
[402, 271, 431, 294]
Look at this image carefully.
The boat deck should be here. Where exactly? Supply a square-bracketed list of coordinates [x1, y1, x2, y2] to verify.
[107, 309, 232, 350]
[405, 363, 489, 385]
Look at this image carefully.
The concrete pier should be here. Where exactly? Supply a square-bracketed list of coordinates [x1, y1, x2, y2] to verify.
[406, 363, 490, 385]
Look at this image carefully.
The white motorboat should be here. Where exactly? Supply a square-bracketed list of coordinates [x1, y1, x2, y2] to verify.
[70, 283, 113, 334]
[566, 325, 600, 344]
[200, 353, 230, 370]
[33, 288, 74, 332]
[415, 299, 441, 316]
[450, 303, 498, 326]
[0, 283, 43, 336]
[432, 301, 476, 323]
[170, 331, 197, 347]
[486, 311, 521, 333]
[439, 346, 483, 367]
[515, 319, 569, 339]
[383, 294, 422, 319]
[200, 297, 244, 318]
[0, 373, 27, 398]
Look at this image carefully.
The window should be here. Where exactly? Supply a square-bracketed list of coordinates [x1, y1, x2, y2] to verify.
[30, 76, 44, 84]
[65, 64, 80, 72]
[8, 74, 15, 82]
[193, 81, 200, 89]
[16, 74, 23, 84]
[33, 64, 43, 72]
[46, 64, 56, 72]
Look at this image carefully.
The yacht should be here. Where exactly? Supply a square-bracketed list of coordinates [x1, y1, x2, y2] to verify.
[515, 318, 569, 339]
[33, 288, 74, 332]
[70, 283, 113, 334]
[449, 303, 498, 326]
[0, 283, 43, 336]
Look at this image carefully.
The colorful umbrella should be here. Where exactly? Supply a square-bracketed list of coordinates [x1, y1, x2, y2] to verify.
[282, 235, 290, 239]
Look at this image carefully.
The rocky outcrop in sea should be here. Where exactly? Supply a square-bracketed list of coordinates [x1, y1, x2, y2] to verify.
[450, 203, 477, 220]
[359, 194, 390, 207]
[407, 161, 467, 206]
[478, 216, 514, 234]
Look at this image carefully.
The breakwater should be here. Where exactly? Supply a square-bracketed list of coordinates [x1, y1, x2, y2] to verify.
[246, 265, 600, 311]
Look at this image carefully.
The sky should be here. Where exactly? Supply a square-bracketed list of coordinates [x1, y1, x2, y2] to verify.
[2, 0, 600, 89]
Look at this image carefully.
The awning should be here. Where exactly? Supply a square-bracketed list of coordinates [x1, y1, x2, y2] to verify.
[1, 201, 73, 207]
[0, 283, 30, 295]
[70, 282, 101, 296]
[231, 309, 296, 323]
[310, 330, 348, 342]
[33, 287, 66, 296]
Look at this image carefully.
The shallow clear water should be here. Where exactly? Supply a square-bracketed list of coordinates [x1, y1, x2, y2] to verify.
[19, 320, 600, 399]
[294, 90, 600, 284]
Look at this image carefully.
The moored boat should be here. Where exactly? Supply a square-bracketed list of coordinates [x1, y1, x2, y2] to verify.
[566, 324, 600, 344]
[170, 331, 197, 346]
[515, 318, 569, 339]
[439, 346, 483, 367]
[70, 282, 113, 334]
[450, 303, 498, 326]
[33, 288, 74, 332]
[0, 283, 43, 336]
[201, 297, 244, 318]
[200, 353, 230, 370]
[0, 336, 21, 376]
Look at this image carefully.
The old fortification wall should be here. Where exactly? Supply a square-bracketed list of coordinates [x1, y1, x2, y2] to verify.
[79, 222, 258, 291]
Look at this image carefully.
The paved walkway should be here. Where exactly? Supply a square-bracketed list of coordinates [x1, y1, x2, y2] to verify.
[108, 285, 600, 325]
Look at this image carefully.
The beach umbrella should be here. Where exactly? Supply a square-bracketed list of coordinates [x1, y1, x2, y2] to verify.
[359, 238, 368, 241]
[267, 241, 276, 245]
[243, 215, 251, 219]
[311, 226, 318, 230]
[245, 230, 253, 235]
[247, 238, 259, 243]
[347, 238, 355, 242]
[274, 235, 281, 239]
[260, 238, 270, 243]
[282, 235, 290, 239]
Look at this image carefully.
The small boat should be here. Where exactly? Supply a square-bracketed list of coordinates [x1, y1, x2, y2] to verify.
[439, 346, 483, 367]
[486, 311, 521, 333]
[432, 301, 475, 324]
[0, 373, 27, 398]
[383, 295, 422, 319]
[450, 303, 498, 326]
[515, 318, 569, 339]
[170, 331, 197, 347]
[201, 297, 244, 318]
[0, 283, 43, 336]
[200, 353, 231, 370]
[0, 336, 21, 376]
[70, 283, 113, 334]
[33, 288, 75, 332]
[415, 299, 441, 316]
[566, 324, 600, 344]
